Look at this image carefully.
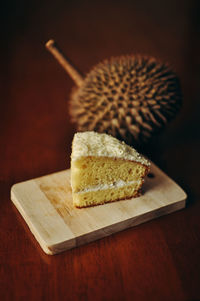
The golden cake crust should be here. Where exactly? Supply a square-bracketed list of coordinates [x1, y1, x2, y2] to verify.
[70, 131, 150, 208]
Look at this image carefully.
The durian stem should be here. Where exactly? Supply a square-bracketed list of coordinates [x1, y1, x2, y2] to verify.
[45, 39, 84, 87]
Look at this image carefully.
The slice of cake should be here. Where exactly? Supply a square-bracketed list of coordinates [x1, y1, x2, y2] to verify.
[71, 131, 150, 208]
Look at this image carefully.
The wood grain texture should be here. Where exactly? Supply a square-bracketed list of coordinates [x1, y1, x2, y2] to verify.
[11, 164, 186, 255]
[1, 0, 200, 300]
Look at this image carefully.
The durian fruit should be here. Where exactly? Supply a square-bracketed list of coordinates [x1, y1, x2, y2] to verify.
[46, 40, 182, 146]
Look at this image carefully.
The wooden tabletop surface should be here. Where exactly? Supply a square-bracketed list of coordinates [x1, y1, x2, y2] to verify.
[1, 0, 200, 300]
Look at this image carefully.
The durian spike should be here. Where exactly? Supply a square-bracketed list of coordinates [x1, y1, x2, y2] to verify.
[45, 39, 84, 87]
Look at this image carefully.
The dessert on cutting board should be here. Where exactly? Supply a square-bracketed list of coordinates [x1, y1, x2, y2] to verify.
[70, 131, 150, 208]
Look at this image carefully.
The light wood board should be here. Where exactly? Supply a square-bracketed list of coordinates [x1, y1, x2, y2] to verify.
[11, 163, 187, 255]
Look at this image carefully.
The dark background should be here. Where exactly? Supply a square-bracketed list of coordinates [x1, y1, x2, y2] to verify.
[1, 0, 200, 300]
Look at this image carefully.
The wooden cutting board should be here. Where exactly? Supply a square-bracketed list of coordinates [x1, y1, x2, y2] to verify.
[11, 162, 187, 255]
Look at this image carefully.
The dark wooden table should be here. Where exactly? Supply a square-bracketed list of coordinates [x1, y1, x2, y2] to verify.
[1, 1, 200, 300]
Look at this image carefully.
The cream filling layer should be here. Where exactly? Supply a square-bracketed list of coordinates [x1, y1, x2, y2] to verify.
[76, 179, 141, 194]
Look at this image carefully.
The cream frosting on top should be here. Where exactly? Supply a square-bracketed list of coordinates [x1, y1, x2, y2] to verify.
[71, 131, 150, 166]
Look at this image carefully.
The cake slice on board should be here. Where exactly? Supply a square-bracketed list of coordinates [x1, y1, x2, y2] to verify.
[71, 131, 150, 208]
